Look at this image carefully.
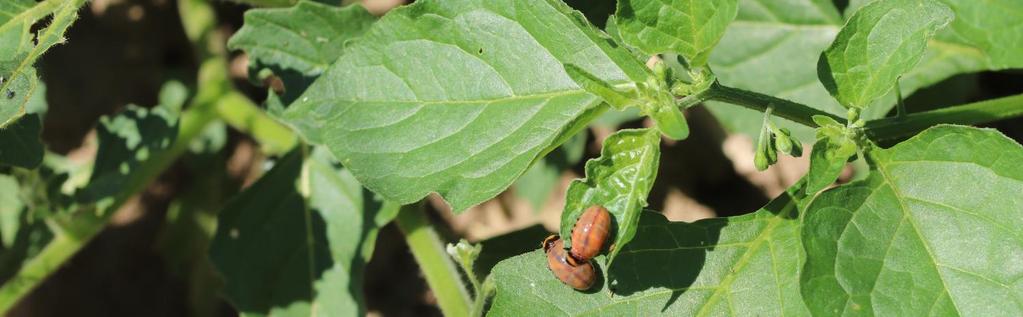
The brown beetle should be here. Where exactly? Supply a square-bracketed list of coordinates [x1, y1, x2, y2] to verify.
[569, 205, 611, 261]
[544, 235, 595, 290]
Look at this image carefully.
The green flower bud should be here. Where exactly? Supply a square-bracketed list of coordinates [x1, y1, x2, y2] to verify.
[790, 139, 804, 157]
[652, 60, 669, 80]
[766, 137, 778, 164]
[774, 131, 793, 154]
[754, 147, 769, 171]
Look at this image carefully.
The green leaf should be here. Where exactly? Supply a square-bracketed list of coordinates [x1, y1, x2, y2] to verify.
[489, 187, 809, 315]
[818, 0, 953, 109]
[210, 147, 398, 317]
[703, 0, 846, 141]
[76, 104, 179, 206]
[932, 0, 1023, 69]
[0, 113, 42, 168]
[703, 0, 996, 141]
[0, 194, 50, 285]
[513, 159, 563, 212]
[614, 0, 739, 67]
[846, 0, 1023, 70]
[592, 107, 642, 129]
[564, 64, 639, 110]
[0, 0, 84, 128]
[474, 224, 551, 279]
[805, 136, 856, 193]
[158, 80, 188, 112]
[0, 77, 45, 169]
[801, 125, 1023, 315]
[276, 0, 650, 212]
[0, 175, 22, 248]
[224, 0, 298, 8]
[565, 61, 688, 140]
[513, 132, 586, 211]
[646, 93, 689, 140]
[559, 128, 659, 266]
[229, 1, 376, 111]
[564, 62, 688, 140]
[229, 1, 375, 79]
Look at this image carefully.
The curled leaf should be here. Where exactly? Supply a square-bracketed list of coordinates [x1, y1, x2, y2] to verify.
[560, 128, 661, 267]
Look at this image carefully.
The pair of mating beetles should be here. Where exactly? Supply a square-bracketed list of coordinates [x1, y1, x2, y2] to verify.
[544, 205, 611, 290]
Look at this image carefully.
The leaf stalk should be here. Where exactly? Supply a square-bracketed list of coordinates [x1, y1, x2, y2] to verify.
[394, 204, 473, 317]
[865, 93, 1023, 143]
[699, 82, 845, 127]
[702, 83, 1023, 142]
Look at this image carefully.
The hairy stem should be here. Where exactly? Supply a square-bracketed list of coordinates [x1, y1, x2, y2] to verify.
[395, 205, 472, 317]
[472, 278, 496, 317]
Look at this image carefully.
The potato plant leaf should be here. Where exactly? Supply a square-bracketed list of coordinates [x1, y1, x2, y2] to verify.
[228, 1, 376, 108]
[490, 186, 810, 316]
[0, 183, 50, 286]
[228, 1, 375, 76]
[805, 138, 856, 194]
[704, 0, 1012, 141]
[845, 0, 1023, 69]
[0, 113, 42, 168]
[929, 0, 1023, 69]
[276, 0, 650, 212]
[75, 104, 179, 206]
[704, 0, 844, 141]
[805, 116, 858, 193]
[0, 0, 83, 128]
[818, 0, 953, 109]
[559, 128, 660, 267]
[802, 125, 1023, 315]
[614, 0, 739, 67]
[564, 63, 688, 140]
[513, 133, 586, 211]
[210, 148, 398, 317]
[0, 0, 77, 168]
[0, 76, 45, 169]
[0, 175, 21, 248]
[225, 0, 298, 8]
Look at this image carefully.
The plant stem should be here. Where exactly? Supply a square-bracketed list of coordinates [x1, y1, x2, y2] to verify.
[704, 83, 1023, 142]
[865, 93, 1023, 142]
[215, 92, 298, 155]
[394, 205, 472, 317]
[703, 83, 846, 127]
[471, 278, 496, 317]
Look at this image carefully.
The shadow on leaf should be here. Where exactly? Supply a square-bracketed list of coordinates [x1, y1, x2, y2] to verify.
[606, 188, 800, 312]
